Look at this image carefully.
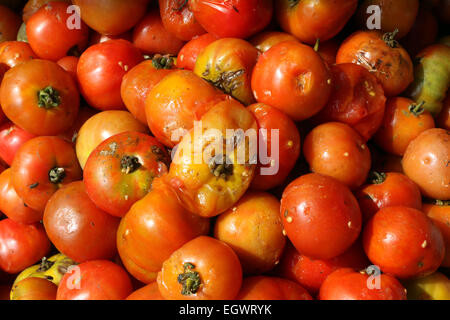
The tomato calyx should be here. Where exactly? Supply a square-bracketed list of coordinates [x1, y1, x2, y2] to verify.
[173, 0, 189, 11]
[37, 86, 61, 109]
[48, 167, 66, 184]
[288, 0, 300, 9]
[36, 257, 54, 272]
[120, 155, 142, 174]
[177, 262, 201, 296]
[209, 154, 234, 180]
[435, 200, 450, 206]
[203, 67, 245, 98]
[369, 171, 387, 185]
[382, 29, 400, 49]
[152, 54, 175, 70]
[408, 101, 426, 117]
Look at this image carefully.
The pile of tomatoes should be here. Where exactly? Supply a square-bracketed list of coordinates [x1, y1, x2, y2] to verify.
[0, 0, 449, 301]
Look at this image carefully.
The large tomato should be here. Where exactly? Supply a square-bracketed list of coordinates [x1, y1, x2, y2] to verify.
[0, 122, 35, 166]
[237, 276, 312, 300]
[0, 5, 21, 43]
[176, 33, 218, 71]
[0, 41, 37, 69]
[423, 202, 450, 267]
[250, 31, 297, 53]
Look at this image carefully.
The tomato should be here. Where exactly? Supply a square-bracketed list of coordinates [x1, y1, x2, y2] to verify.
[404, 272, 450, 300]
[126, 282, 164, 300]
[77, 39, 143, 111]
[10, 277, 57, 300]
[117, 177, 210, 284]
[0, 169, 42, 224]
[281, 173, 362, 260]
[22, 0, 71, 23]
[303, 122, 372, 190]
[84, 132, 170, 217]
[157, 236, 242, 300]
[423, 202, 450, 267]
[121, 57, 176, 125]
[145, 70, 226, 148]
[336, 30, 414, 97]
[75, 110, 148, 169]
[88, 31, 133, 46]
[437, 94, 450, 130]
[248, 103, 300, 191]
[57, 260, 133, 300]
[72, 0, 149, 35]
[314, 39, 340, 67]
[214, 192, 285, 275]
[363, 206, 445, 279]
[132, 10, 186, 56]
[319, 268, 407, 300]
[251, 41, 332, 121]
[237, 276, 312, 300]
[0, 5, 21, 43]
[44, 181, 120, 263]
[0, 59, 80, 136]
[58, 105, 97, 145]
[11, 136, 82, 213]
[0, 41, 37, 69]
[250, 31, 297, 53]
[402, 128, 450, 200]
[56, 56, 79, 84]
[0, 219, 51, 274]
[276, 0, 357, 45]
[0, 122, 35, 166]
[177, 33, 218, 71]
[189, 0, 273, 39]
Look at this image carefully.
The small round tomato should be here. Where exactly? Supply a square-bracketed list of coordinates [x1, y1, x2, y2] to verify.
[75, 110, 148, 169]
[126, 282, 164, 300]
[177, 33, 218, 71]
[374, 97, 435, 156]
[281, 173, 362, 260]
[189, 0, 273, 39]
[0, 122, 35, 166]
[0, 59, 80, 136]
[336, 30, 414, 97]
[117, 177, 210, 284]
[319, 268, 407, 300]
[84, 132, 170, 217]
[11, 136, 82, 213]
[402, 128, 450, 200]
[77, 39, 143, 111]
[423, 202, 450, 267]
[0, 5, 21, 43]
[237, 276, 313, 300]
[10, 277, 57, 300]
[132, 10, 186, 56]
[56, 56, 79, 84]
[44, 181, 120, 263]
[363, 206, 445, 279]
[311, 63, 386, 141]
[57, 260, 133, 300]
[0, 41, 37, 69]
[250, 31, 298, 53]
[22, 0, 72, 23]
[276, 0, 358, 45]
[251, 41, 332, 121]
[437, 94, 450, 130]
[0, 219, 51, 274]
[303, 122, 372, 190]
[157, 236, 243, 300]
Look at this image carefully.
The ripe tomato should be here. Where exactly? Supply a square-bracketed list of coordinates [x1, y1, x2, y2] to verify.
[250, 31, 298, 53]
[11, 136, 82, 213]
[77, 39, 143, 111]
[281, 173, 362, 260]
[56, 56, 79, 84]
[177, 33, 218, 71]
[84, 132, 170, 217]
[0, 169, 42, 224]
[0, 122, 35, 166]
[356, 172, 422, 223]
[311, 63, 386, 141]
[88, 31, 133, 46]
[10, 277, 57, 300]
[0, 59, 79, 136]
[251, 41, 332, 121]
[189, 0, 273, 39]
[374, 97, 435, 156]
[402, 128, 450, 200]
[248, 103, 301, 191]
[303, 122, 372, 190]
[58, 105, 97, 145]
[126, 282, 164, 300]
[0, 219, 51, 274]
[319, 268, 407, 300]
[336, 30, 414, 97]
[22, 0, 71, 22]
[117, 177, 210, 284]
[57, 260, 133, 300]
[423, 202, 450, 267]
[0, 41, 37, 69]
[121, 57, 176, 125]
[276, 0, 357, 45]
[157, 236, 242, 300]
[363, 206, 445, 279]
[214, 192, 285, 275]
[0, 5, 21, 43]
[437, 94, 450, 130]
[72, 0, 149, 35]
[75, 110, 148, 169]
[44, 181, 120, 263]
[237, 276, 313, 300]
[145, 70, 226, 148]
[132, 10, 186, 56]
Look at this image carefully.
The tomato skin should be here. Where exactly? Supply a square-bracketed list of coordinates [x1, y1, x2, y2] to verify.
[0, 5, 21, 43]
[77, 39, 144, 111]
[0, 41, 37, 69]
[237, 276, 313, 300]
[88, 31, 133, 46]
[423, 203, 450, 267]
[44, 181, 120, 263]
[276, 0, 357, 45]
[157, 236, 243, 300]
[363, 206, 445, 279]
[58, 105, 97, 145]
[11, 277, 57, 300]
[57, 260, 133, 300]
[0, 122, 35, 166]
[0, 219, 51, 274]
[84, 132, 170, 218]
[126, 282, 164, 300]
[189, 0, 273, 39]
[56, 56, 79, 85]
[319, 268, 407, 300]
[250, 31, 297, 53]
[315, 39, 340, 67]
[177, 33, 218, 71]
[251, 41, 332, 121]
[22, 0, 72, 23]
[281, 173, 362, 260]
[437, 94, 450, 130]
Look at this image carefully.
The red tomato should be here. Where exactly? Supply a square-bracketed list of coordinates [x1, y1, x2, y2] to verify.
[57, 260, 133, 300]
[0, 122, 35, 166]
[177, 33, 218, 71]
[0, 219, 51, 274]
[56, 56, 79, 84]
[423, 202, 450, 267]
[236, 276, 313, 300]
[126, 282, 164, 300]
[0, 5, 21, 43]
[77, 39, 144, 111]
[22, 0, 72, 22]
[0, 41, 37, 69]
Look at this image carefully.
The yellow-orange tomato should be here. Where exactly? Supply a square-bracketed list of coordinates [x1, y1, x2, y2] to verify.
[126, 282, 164, 300]
[250, 31, 298, 53]
[423, 202, 450, 267]
[10, 277, 57, 300]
